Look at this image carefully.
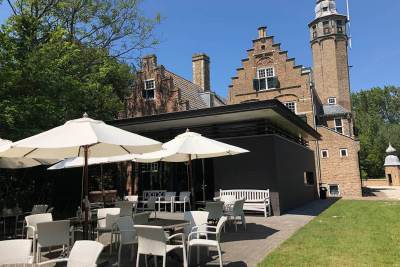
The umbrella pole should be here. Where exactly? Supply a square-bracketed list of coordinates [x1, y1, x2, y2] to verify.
[101, 164, 105, 207]
[202, 159, 206, 202]
[188, 155, 195, 204]
[83, 145, 89, 240]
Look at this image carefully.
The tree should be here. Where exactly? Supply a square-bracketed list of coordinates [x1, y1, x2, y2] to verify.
[352, 86, 400, 178]
[0, 0, 159, 140]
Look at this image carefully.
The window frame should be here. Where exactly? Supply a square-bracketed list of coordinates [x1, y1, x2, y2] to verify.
[321, 149, 329, 159]
[334, 118, 343, 134]
[328, 97, 337, 105]
[328, 184, 340, 197]
[304, 171, 315, 186]
[256, 67, 276, 91]
[284, 101, 297, 114]
[340, 148, 348, 157]
[143, 79, 155, 100]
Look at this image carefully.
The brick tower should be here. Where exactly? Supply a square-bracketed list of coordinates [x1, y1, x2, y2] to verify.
[309, 0, 352, 112]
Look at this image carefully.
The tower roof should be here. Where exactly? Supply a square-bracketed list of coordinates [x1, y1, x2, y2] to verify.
[315, 0, 339, 19]
[384, 155, 400, 167]
[386, 143, 397, 154]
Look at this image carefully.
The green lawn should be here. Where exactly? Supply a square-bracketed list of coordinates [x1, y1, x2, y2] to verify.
[259, 200, 400, 267]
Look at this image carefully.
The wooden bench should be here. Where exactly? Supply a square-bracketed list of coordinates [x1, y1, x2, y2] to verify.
[215, 189, 271, 217]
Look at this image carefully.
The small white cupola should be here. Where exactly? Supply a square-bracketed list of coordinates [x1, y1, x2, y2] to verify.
[384, 143, 400, 166]
[315, 0, 338, 19]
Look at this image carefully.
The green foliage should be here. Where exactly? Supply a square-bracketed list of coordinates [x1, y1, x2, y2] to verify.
[0, 0, 158, 140]
[259, 200, 400, 267]
[352, 86, 400, 178]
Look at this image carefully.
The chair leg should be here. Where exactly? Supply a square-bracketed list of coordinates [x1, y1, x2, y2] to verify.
[136, 253, 140, 267]
[183, 244, 188, 267]
[217, 244, 223, 267]
[187, 245, 191, 265]
[235, 216, 238, 232]
[118, 244, 122, 267]
[242, 215, 246, 231]
[110, 232, 113, 255]
[183, 202, 186, 213]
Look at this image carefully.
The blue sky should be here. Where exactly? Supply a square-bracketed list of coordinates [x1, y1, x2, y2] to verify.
[1, 0, 400, 98]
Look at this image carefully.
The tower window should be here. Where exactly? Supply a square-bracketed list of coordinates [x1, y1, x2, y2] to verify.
[337, 20, 343, 33]
[254, 67, 276, 91]
[312, 25, 317, 39]
[321, 149, 329, 158]
[143, 79, 155, 100]
[334, 118, 343, 134]
[328, 97, 336, 105]
[340, 148, 348, 157]
[284, 102, 297, 114]
[323, 21, 331, 35]
[322, 7, 328, 12]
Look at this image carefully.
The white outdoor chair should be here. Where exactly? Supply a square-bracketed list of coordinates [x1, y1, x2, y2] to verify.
[220, 195, 236, 212]
[133, 212, 151, 225]
[124, 195, 139, 212]
[36, 240, 104, 267]
[136, 196, 157, 218]
[205, 201, 224, 222]
[115, 201, 134, 217]
[31, 204, 49, 215]
[0, 239, 34, 264]
[174, 192, 191, 212]
[36, 220, 71, 262]
[96, 208, 120, 253]
[225, 198, 246, 232]
[25, 213, 53, 256]
[187, 216, 227, 267]
[158, 191, 176, 212]
[135, 225, 187, 267]
[115, 216, 137, 267]
[183, 211, 209, 238]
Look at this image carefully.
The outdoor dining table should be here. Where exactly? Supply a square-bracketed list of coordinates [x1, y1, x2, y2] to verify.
[144, 218, 190, 233]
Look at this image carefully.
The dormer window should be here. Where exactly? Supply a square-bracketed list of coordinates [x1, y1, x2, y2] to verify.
[254, 67, 277, 91]
[328, 97, 336, 105]
[143, 79, 155, 100]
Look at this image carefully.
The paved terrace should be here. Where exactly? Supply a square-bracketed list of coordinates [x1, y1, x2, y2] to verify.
[37, 199, 336, 267]
[101, 199, 335, 267]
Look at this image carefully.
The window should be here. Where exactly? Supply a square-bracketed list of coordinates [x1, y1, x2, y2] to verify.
[334, 118, 343, 134]
[312, 25, 317, 39]
[336, 20, 343, 33]
[254, 67, 276, 91]
[340, 148, 348, 157]
[141, 162, 158, 173]
[304, 172, 315, 185]
[328, 184, 340, 197]
[322, 7, 328, 12]
[323, 21, 331, 34]
[328, 97, 336, 105]
[321, 149, 329, 158]
[284, 102, 297, 114]
[143, 79, 155, 100]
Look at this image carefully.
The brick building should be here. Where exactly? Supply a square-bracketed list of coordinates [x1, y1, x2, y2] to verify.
[121, 54, 224, 118]
[121, 0, 362, 198]
[227, 0, 361, 197]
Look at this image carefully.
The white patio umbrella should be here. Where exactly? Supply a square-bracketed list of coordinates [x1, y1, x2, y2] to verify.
[0, 113, 161, 238]
[135, 130, 249, 201]
[47, 154, 137, 170]
[0, 138, 56, 169]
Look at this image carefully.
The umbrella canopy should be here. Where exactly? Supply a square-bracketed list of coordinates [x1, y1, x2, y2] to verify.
[135, 130, 249, 201]
[0, 114, 161, 159]
[135, 130, 249, 163]
[0, 138, 56, 169]
[48, 154, 137, 170]
[0, 113, 161, 238]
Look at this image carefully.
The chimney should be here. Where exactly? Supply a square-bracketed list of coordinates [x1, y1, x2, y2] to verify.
[192, 53, 210, 91]
[141, 54, 157, 71]
[258, 26, 267, 38]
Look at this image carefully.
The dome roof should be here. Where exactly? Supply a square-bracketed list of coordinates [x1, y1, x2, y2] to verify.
[386, 143, 397, 154]
[315, 0, 338, 19]
[385, 155, 400, 166]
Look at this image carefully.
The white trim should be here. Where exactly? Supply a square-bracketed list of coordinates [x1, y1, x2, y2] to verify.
[328, 97, 337, 105]
[340, 148, 348, 157]
[328, 184, 340, 197]
[256, 67, 276, 91]
[334, 118, 343, 134]
[143, 79, 155, 100]
[284, 101, 297, 114]
[321, 149, 329, 158]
